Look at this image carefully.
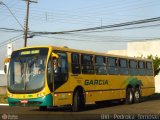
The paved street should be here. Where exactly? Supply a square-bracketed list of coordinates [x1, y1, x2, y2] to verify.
[1, 95, 160, 120]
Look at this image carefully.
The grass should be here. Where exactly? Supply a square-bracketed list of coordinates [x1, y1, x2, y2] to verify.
[0, 94, 8, 104]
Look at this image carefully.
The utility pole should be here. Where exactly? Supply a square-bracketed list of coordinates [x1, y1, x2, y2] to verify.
[24, 0, 29, 47]
[23, 0, 37, 47]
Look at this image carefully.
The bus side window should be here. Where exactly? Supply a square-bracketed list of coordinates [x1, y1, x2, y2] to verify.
[119, 58, 129, 75]
[146, 62, 153, 76]
[95, 56, 107, 74]
[138, 61, 145, 76]
[107, 57, 119, 75]
[71, 53, 81, 74]
[129, 60, 138, 76]
[81, 54, 94, 74]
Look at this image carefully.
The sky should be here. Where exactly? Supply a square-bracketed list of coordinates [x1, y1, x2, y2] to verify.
[0, 0, 160, 69]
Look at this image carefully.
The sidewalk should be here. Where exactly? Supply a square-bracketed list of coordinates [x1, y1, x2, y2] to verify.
[0, 104, 9, 106]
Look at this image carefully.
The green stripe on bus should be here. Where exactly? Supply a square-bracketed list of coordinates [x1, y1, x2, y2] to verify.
[8, 94, 53, 107]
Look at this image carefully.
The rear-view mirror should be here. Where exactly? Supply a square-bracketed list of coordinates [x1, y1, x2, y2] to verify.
[52, 52, 59, 59]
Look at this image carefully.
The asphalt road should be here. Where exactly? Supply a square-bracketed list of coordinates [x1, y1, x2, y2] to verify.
[1, 95, 160, 120]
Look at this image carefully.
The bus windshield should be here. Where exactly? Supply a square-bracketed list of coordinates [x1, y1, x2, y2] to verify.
[8, 48, 48, 93]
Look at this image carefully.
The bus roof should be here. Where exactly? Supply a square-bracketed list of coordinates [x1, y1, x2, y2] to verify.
[14, 45, 152, 62]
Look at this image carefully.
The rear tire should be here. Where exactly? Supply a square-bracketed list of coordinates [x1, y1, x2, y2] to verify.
[133, 88, 141, 103]
[125, 88, 134, 104]
[72, 90, 85, 112]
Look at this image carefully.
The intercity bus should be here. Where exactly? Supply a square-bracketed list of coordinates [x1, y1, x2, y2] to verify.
[6, 46, 155, 111]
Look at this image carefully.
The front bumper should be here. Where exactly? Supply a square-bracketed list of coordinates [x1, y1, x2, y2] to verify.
[8, 94, 53, 107]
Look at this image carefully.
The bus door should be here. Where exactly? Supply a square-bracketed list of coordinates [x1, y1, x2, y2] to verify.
[52, 52, 68, 90]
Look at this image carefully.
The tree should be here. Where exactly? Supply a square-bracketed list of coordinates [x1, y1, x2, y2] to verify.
[147, 55, 160, 76]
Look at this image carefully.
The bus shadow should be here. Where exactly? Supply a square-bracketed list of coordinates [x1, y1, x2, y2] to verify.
[31, 100, 124, 112]
[141, 93, 160, 102]
[84, 101, 124, 112]
[31, 93, 160, 112]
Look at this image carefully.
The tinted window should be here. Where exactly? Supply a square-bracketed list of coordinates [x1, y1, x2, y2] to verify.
[129, 60, 138, 76]
[146, 62, 152, 69]
[95, 56, 107, 74]
[82, 55, 93, 64]
[71, 53, 80, 74]
[108, 57, 117, 67]
[119, 59, 128, 75]
[53, 51, 68, 82]
[146, 62, 153, 76]
[107, 57, 119, 75]
[53, 51, 68, 90]
[138, 61, 145, 76]
[130, 60, 137, 68]
[95, 56, 105, 65]
[81, 54, 94, 74]
[72, 53, 79, 64]
[139, 61, 145, 69]
[119, 59, 128, 68]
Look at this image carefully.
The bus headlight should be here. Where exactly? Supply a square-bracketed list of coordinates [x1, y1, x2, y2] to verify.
[37, 93, 45, 97]
[8, 94, 13, 97]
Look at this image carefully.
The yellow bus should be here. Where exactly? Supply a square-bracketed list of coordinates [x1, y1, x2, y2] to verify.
[6, 46, 155, 111]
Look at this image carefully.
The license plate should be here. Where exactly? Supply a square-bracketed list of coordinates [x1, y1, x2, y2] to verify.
[20, 100, 28, 104]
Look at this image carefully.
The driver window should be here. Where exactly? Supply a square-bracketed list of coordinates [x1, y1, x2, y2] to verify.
[53, 51, 68, 81]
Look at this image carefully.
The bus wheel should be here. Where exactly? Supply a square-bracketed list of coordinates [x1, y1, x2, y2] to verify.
[39, 106, 47, 111]
[125, 87, 134, 104]
[134, 88, 141, 103]
[72, 90, 84, 112]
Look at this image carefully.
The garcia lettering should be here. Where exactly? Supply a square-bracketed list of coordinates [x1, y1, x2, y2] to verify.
[85, 80, 108, 85]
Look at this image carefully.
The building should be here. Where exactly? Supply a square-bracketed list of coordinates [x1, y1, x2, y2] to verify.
[108, 40, 160, 93]
[0, 44, 13, 95]
[0, 70, 4, 74]
[0, 70, 7, 95]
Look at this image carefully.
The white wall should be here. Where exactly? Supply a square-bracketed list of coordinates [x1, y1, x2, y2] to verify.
[0, 70, 4, 75]
[127, 40, 160, 57]
[107, 50, 127, 56]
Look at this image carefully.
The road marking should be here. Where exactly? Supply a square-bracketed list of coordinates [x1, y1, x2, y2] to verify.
[0, 104, 9, 106]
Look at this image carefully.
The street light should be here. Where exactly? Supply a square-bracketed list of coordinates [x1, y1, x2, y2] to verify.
[0, 1, 24, 30]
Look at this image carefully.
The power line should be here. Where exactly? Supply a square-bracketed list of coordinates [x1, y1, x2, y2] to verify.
[10, 0, 156, 19]
[1, 17, 160, 35]
[1, 33, 160, 48]
[36, 34, 160, 43]
[32, 17, 160, 34]
[0, 34, 23, 47]
[64, 32, 160, 40]
[0, 1, 24, 30]
[0, 15, 160, 46]
[0, 34, 22, 45]
[1, 1, 158, 25]
[0, 28, 22, 32]
[82, 22, 160, 33]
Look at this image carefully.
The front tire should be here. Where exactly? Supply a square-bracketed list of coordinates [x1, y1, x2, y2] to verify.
[72, 90, 85, 112]
[125, 88, 134, 104]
